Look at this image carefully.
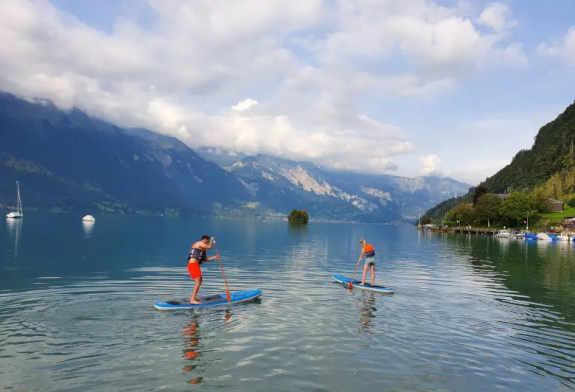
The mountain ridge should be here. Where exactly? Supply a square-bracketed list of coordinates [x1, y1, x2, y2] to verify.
[0, 91, 471, 221]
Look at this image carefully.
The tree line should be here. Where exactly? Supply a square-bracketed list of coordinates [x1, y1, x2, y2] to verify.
[420, 185, 563, 229]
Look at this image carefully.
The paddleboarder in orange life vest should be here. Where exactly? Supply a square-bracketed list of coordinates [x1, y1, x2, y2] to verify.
[188, 235, 219, 305]
[356, 239, 376, 286]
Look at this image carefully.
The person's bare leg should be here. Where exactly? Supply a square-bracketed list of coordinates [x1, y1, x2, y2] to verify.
[370, 264, 375, 286]
[190, 277, 202, 304]
[360, 264, 368, 285]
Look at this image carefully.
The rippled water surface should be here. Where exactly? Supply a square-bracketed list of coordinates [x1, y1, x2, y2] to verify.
[1, 214, 575, 391]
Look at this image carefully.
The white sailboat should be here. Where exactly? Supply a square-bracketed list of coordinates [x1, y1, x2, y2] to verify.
[6, 181, 23, 219]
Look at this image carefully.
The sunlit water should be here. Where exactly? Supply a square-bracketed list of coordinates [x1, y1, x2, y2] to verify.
[1, 214, 575, 391]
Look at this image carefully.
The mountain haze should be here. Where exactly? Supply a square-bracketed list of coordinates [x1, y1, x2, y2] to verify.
[199, 148, 472, 219]
[0, 92, 471, 221]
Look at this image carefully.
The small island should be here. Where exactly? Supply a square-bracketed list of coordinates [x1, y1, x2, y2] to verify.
[288, 209, 309, 224]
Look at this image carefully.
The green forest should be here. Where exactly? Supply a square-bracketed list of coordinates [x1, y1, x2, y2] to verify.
[420, 99, 575, 229]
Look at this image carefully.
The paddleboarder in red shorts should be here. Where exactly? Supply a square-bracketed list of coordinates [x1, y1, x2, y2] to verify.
[188, 235, 219, 304]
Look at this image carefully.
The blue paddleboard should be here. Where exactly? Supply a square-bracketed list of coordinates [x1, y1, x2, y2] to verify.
[154, 289, 262, 310]
[332, 274, 394, 294]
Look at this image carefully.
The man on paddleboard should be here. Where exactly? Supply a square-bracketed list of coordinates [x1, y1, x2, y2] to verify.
[188, 235, 219, 305]
[356, 239, 376, 286]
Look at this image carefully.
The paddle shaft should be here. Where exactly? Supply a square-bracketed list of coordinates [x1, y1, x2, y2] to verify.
[349, 262, 360, 289]
[213, 242, 231, 302]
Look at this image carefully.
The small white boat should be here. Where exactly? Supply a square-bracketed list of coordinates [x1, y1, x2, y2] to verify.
[6, 181, 23, 219]
[557, 233, 571, 241]
[82, 215, 95, 222]
[537, 232, 552, 240]
[511, 230, 525, 239]
[495, 230, 510, 237]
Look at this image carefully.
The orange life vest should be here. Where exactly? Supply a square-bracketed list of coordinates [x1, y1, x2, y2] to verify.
[364, 244, 375, 257]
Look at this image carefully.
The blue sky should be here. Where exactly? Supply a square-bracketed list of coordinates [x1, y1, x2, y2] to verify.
[1, 0, 574, 185]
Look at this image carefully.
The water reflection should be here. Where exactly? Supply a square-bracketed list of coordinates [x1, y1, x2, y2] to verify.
[82, 221, 94, 238]
[437, 232, 575, 385]
[288, 223, 308, 236]
[181, 315, 202, 385]
[6, 218, 22, 257]
[358, 291, 377, 341]
[180, 310, 233, 386]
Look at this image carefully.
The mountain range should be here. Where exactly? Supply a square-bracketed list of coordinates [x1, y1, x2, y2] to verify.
[0, 92, 471, 222]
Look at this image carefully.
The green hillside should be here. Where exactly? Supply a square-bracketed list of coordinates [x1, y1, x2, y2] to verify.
[421, 100, 575, 223]
[481, 100, 575, 193]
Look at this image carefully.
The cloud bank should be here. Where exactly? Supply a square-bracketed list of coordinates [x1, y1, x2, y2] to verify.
[0, 0, 528, 174]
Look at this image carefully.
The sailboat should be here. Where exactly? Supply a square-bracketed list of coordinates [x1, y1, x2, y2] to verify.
[6, 181, 23, 219]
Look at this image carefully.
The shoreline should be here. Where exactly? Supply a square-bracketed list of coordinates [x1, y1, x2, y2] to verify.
[1, 209, 411, 225]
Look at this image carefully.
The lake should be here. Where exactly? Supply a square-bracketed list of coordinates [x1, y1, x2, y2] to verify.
[1, 213, 574, 391]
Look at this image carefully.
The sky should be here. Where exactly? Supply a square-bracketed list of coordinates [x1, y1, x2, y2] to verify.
[0, 0, 574, 185]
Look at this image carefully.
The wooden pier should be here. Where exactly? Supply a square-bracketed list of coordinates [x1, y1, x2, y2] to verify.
[417, 226, 500, 235]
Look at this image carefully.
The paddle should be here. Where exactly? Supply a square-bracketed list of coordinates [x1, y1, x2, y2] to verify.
[213, 241, 231, 302]
[349, 262, 360, 290]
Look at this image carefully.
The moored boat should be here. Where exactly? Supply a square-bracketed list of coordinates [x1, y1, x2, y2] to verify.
[6, 181, 23, 219]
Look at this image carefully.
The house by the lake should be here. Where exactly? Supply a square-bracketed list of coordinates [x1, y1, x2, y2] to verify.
[496, 194, 564, 212]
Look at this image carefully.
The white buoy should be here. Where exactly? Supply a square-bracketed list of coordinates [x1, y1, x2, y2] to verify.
[82, 215, 95, 222]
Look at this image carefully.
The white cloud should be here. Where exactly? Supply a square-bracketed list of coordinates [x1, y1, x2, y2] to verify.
[232, 98, 259, 112]
[420, 154, 445, 176]
[0, 0, 528, 174]
[477, 3, 518, 33]
[538, 26, 575, 66]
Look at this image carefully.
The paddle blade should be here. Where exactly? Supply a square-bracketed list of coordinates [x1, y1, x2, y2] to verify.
[349, 264, 359, 290]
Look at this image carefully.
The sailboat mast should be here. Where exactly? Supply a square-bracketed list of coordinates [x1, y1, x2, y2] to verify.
[16, 181, 22, 214]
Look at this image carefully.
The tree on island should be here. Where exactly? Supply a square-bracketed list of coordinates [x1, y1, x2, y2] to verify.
[288, 209, 309, 224]
[475, 193, 501, 228]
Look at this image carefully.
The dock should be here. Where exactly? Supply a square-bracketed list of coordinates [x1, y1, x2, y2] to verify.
[417, 226, 500, 235]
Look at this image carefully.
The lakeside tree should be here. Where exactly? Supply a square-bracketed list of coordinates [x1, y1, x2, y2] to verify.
[446, 203, 475, 225]
[288, 209, 309, 224]
[475, 193, 501, 228]
[499, 192, 538, 226]
[531, 187, 553, 213]
[472, 186, 489, 205]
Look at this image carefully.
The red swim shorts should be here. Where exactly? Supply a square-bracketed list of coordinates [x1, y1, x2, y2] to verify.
[187, 262, 202, 279]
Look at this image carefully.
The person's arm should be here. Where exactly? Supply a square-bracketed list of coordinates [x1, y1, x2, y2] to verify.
[356, 249, 364, 266]
[207, 255, 220, 261]
[203, 237, 216, 250]
[199, 237, 216, 250]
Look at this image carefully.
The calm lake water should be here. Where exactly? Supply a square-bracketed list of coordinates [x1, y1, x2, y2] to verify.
[1, 214, 575, 391]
